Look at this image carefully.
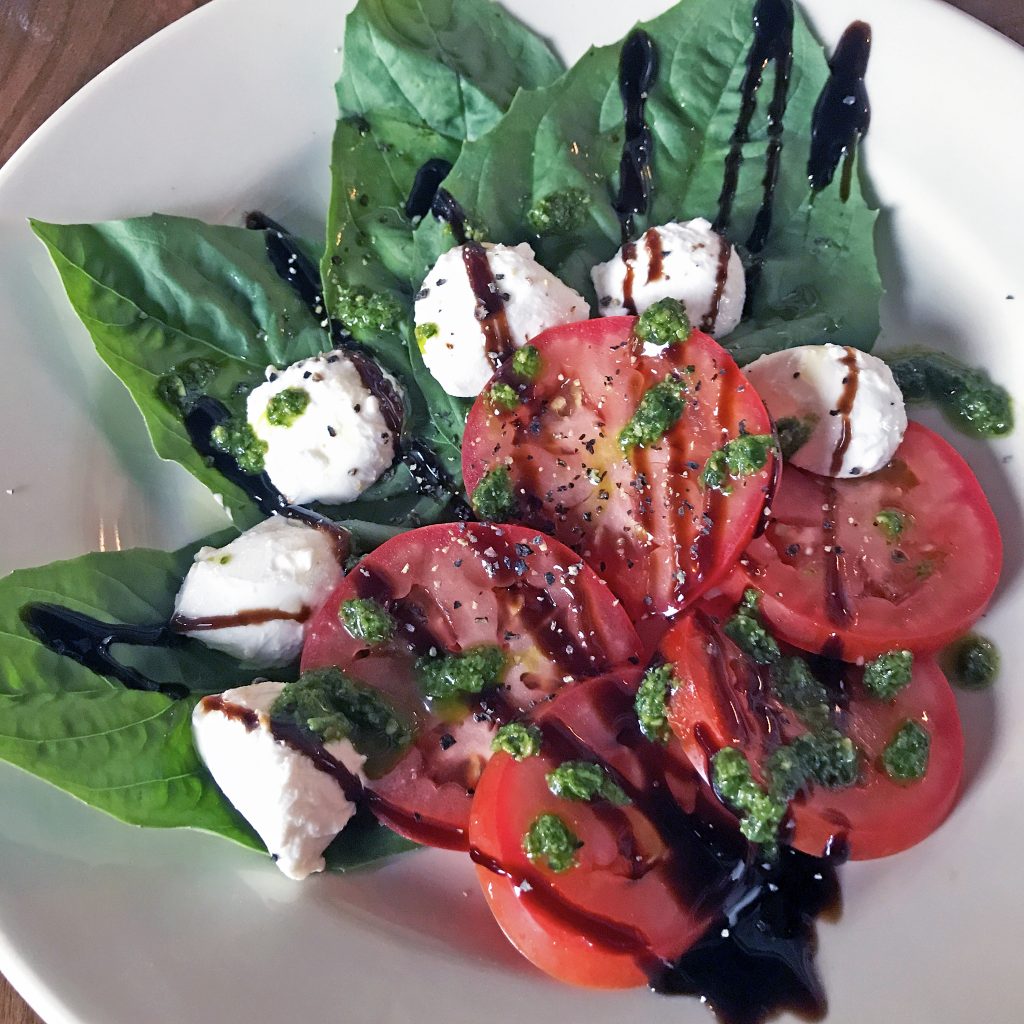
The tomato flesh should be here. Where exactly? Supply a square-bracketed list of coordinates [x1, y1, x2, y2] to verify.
[469, 671, 735, 988]
[729, 421, 1001, 659]
[301, 523, 642, 849]
[462, 317, 775, 651]
[662, 604, 964, 860]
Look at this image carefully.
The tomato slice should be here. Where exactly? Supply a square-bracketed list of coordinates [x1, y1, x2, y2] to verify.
[301, 523, 642, 849]
[462, 317, 775, 652]
[662, 604, 964, 860]
[469, 671, 735, 988]
[728, 420, 1001, 659]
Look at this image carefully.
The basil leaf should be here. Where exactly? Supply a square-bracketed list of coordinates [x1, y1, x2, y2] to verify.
[416, 0, 881, 364]
[30, 215, 453, 528]
[0, 533, 414, 870]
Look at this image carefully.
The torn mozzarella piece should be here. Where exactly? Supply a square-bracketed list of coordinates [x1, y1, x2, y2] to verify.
[744, 343, 908, 478]
[590, 218, 745, 337]
[247, 351, 399, 505]
[173, 517, 344, 666]
[414, 242, 590, 397]
[192, 681, 366, 880]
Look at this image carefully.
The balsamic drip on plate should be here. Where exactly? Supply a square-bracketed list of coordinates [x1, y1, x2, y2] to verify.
[404, 158, 454, 220]
[21, 603, 188, 698]
[613, 29, 658, 244]
[808, 22, 872, 198]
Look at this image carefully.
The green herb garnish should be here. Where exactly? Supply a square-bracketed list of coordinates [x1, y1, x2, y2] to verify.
[619, 376, 687, 451]
[339, 598, 396, 646]
[265, 386, 310, 427]
[882, 720, 930, 782]
[635, 664, 678, 743]
[701, 434, 776, 493]
[522, 813, 581, 873]
[471, 466, 515, 520]
[634, 297, 691, 348]
[417, 645, 506, 701]
[546, 760, 630, 805]
[492, 722, 543, 760]
[863, 650, 913, 702]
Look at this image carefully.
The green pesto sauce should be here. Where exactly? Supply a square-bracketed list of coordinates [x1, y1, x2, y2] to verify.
[635, 664, 678, 743]
[701, 434, 776, 494]
[944, 634, 1000, 690]
[414, 321, 439, 353]
[873, 508, 907, 540]
[270, 667, 412, 766]
[526, 187, 591, 235]
[724, 589, 780, 665]
[492, 722, 542, 761]
[416, 645, 506, 702]
[156, 357, 218, 416]
[546, 760, 631, 805]
[887, 349, 1013, 438]
[773, 656, 830, 732]
[522, 813, 581, 873]
[619, 376, 688, 452]
[775, 415, 815, 461]
[471, 466, 515, 521]
[862, 649, 913, 701]
[511, 344, 542, 381]
[210, 418, 267, 475]
[333, 284, 405, 335]
[265, 386, 310, 427]
[634, 298, 691, 349]
[488, 382, 520, 411]
[712, 747, 787, 847]
[882, 720, 930, 782]
[339, 598, 396, 646]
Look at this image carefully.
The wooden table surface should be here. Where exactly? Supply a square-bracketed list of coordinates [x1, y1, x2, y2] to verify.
[0, 0, 1021, 1020]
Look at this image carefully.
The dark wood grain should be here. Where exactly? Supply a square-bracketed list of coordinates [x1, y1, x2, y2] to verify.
[0, 0, 1020, 1022]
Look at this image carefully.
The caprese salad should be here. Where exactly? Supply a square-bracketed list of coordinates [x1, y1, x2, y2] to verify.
[6, 0, 1013, 1021]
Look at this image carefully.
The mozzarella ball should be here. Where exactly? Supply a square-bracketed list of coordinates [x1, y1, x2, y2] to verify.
[744, 344, 908, 478]
[192, 681, 366, 880]
[590, 218, 745, 337]
[247, 351, 399, 506]
[415, 242, 590, 397]
[173, 517, 344, 666]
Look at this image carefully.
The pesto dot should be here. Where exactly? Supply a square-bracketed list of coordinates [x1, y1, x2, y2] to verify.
[773, 657, 830, 732]
[546, 760, 630, 805]
[525, 187, 591, 235]
[522, 813, 581, 873]
[488, 382, 519, 411]
[416, 645, 506, 701]
[862, 649, 913, 701]
[634, 298, 691, 348]
[156, 357, 217, 416]
[414, 321, 439, 352]
[945, 634, 999, 690]
[701, 434, 776, 494]
[882, 720, 930, 782]
[271, 666, 412, 753]
[788, 729, 860, 789]
[724, 589, 780, 665]
[775, 415, 815, 460]
[619, 376, 688, 451]
[471, 466, 515, 521]
[339, 598, 395, 646]
[333, 284, 405, 335]
[210, 418, 267, 475]
[873, 508, 906, 540]
[635, 664, 678, 743]
[511, 344, 542, 381]
[492, 722, 542, 760]
[265, 386, 310, 427]
[712, 746, 787, 848]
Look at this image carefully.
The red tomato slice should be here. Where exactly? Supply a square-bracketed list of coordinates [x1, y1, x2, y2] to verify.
[469, 671, 735, 988]
[727, 421, 1001, 660]
[301, 523, 641, 849]
[662, 605, 964, 860]
[462, 317, 776, 652]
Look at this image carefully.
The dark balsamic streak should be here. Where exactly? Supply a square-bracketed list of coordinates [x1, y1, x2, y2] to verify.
[807, 22, 872, 196]
[613, 30, 658, 244]
[170, 606, 311, 632]
[463, 240, 515, 367]
[21, 603, 188, 699]
[430, 188, 468, 246]
[701, 237, 735, 335]
[621, 240, 639, 316]
[404, 158, 454, 220]
[270, 719, 364, 804]
[245, 210, 326, 318]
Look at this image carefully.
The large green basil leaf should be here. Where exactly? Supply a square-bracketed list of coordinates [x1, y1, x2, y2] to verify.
[0, 533, 414, 870]
[30, 215, 452, 529]
[322, 0, 565, 477]
[414, 0, 882, 365]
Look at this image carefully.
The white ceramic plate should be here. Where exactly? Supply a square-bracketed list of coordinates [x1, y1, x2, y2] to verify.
[1, 1, 1022, 1021]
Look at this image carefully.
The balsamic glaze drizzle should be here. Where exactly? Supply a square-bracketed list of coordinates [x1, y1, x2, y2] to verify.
[429, 188, 469, 246]
[613, 30, 658, 244]
[808, 22, 872, 198]
[404, 158, 454, 221]
[22, 603, 188, 698]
